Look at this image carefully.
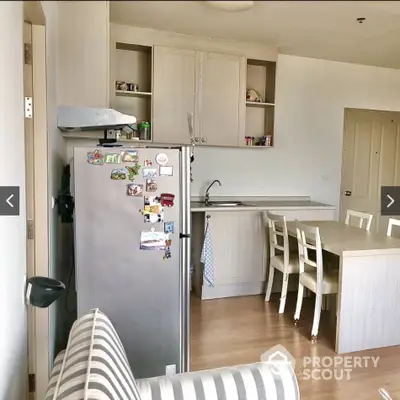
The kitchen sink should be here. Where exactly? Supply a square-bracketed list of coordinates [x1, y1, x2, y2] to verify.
[206, 201, 244, 207]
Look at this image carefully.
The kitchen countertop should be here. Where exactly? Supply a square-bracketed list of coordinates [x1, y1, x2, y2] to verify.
[191, 197, 336, 212]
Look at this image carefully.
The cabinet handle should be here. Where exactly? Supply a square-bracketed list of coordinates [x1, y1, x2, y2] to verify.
[195, 137, 200, 143]
[201, 137, 206, 143]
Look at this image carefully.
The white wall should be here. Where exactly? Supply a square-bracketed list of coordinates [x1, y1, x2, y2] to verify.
[0, 2, 27, 399]
[192, 54, 400, 210]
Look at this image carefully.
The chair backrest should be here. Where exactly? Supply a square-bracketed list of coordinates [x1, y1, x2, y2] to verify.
[295, 222, 323, 279]
[264, 211, 289, 265]
[345, 209, 373, 231]
[387, 218, 400, 237]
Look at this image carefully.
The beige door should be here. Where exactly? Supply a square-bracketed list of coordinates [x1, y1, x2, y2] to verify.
[153, 46, 197, 145]
[340, 109, 400, 234]
[24, 21, 36, 399]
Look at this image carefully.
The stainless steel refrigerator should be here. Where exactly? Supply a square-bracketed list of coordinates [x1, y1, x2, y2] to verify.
[73, 145, 191, 379]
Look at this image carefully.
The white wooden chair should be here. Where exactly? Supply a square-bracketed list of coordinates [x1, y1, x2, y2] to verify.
[345, 209, 373, 231]
[387, 218, 400, 237]
[264, 212, 311, 314]
[293, 222, 338, 342]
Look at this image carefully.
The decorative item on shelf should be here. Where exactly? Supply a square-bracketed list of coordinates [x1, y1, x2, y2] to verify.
[126, 82, 139, 92]
[261, 134, 272, 147]
[245, 136, 255, 146]
[116, 81, 128, 91]
[246, 88, 264, 103]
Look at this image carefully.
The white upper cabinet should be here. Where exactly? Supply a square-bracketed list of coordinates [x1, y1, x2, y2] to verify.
[199, 52, 246, 147]
[153, 46, 198, 145]
[57, 1, 110, 108]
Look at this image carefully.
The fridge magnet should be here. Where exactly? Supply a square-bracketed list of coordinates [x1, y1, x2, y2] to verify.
[127, 183, 143, 197]
[156, 153, 169, 166]
[144, 159, 153, 167]
[159, 166, 173, 176]
[160, 193, 175, 207]
[104, 153, 121, 164]
[126, 165, 141, 181]
[140, 231, 169, 250]
[110, 168, 128, 180]
[141, 196, 164, 223]
[87, 149, 104, 165]
[143, 168, 157, 178]
[121, 150, 138, 163]
[146, 179, 157, 192]
[163, 240, 172, 260]
[164, 221, 174, 234]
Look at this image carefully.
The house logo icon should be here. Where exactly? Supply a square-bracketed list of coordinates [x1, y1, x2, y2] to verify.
[261, 344, 296, 375]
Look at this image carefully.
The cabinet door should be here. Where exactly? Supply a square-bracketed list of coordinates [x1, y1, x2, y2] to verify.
[199, 52, 245, 147]
[153, 46, 198, 144]
[210, 211, 266, 284]
[58, 1, 110, 107]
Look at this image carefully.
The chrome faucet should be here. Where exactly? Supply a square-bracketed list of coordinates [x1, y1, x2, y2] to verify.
[205, 180, 222, 205]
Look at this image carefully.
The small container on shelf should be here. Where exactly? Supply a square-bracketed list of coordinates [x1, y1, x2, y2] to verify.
[245, 136, 255, 146]
[260, 134, 272, 147]
[139, 121, 151, 141]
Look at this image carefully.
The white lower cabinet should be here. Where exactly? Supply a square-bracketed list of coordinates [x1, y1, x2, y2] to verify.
[191, 208, 335, 300]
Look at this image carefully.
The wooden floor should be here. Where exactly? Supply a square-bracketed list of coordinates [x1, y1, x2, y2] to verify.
[190, 293, 400, 399]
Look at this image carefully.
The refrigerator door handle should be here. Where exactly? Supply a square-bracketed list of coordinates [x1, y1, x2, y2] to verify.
[179, 233, 191, 239]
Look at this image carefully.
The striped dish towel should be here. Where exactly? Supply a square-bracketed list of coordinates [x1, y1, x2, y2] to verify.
[201, 220, 214, 287]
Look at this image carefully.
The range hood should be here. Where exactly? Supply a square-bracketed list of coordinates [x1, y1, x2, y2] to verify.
[57, 106, 137, 132]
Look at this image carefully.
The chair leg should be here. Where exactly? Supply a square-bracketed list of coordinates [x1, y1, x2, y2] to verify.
[294, 283, 304, 324]
[311, 292, 323, 342]
[279, 273, 289, 314]
[265, 266, 275, 302]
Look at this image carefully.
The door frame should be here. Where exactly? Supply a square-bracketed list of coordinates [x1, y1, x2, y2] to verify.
[24, 2, 50, 399]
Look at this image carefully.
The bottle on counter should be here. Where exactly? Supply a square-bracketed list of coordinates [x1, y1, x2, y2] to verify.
[139, 121, 151, 141]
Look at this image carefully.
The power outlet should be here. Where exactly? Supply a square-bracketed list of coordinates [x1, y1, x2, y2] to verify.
[165, 364, 176, 376]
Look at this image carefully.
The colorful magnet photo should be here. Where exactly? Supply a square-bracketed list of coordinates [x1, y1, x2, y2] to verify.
[146, 179, 157, 192]
[156, 153, 168, 166]
[142, 196, 164, 223]
[144, 159, 153, 167]
[160, 193, 175, 207]
[126, 165, 141, 181]
[159, 166, 173, 176]
[121, 150, 138, 163]
[87, 149, 104, 165]
[105, 153, 121, 164]
[164, 221, 174, 234]
[163, 246, 172, 260]
[127, 183, 143, 196]
[143, 168, 157, 178]
[111, 168, 128, 180]
[140, 231, 169, 250]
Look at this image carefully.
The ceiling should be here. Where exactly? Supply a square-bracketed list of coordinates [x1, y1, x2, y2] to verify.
[110, 1, 400, 69]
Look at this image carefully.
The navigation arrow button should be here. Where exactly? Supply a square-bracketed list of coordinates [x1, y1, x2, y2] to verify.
[0, 187, 19, 216]
[387, 194, 395, 208]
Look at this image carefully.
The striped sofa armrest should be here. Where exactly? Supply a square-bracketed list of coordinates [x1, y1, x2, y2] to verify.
[45, 308, 142, 400]
[136, 362, 299, 400]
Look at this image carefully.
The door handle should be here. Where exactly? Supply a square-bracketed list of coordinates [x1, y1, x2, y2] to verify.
[194, 137, 200, 143]
[345, 190, 352, 196]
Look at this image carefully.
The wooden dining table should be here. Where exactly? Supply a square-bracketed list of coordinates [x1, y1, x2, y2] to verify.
[286, 220, 400, 354]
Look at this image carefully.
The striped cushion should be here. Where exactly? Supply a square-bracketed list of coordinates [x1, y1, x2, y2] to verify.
[45, 308, 141, 400]
[137, 362, 299, 400]
[45, 350, 66, 399]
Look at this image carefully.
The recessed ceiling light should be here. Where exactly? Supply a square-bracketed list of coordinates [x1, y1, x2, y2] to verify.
[205, 1, 254, 12]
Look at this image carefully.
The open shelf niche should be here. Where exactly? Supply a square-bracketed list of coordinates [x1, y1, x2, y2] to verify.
[245, 59, 276, 147]
[111, 42, 152, 140]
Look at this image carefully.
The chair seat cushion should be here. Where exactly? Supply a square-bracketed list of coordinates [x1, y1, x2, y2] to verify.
[271, 254, 314, 274]
[299, 270, 338, 294]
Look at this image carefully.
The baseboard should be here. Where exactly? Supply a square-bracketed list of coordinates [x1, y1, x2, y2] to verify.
[201, 281, 265, 300]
